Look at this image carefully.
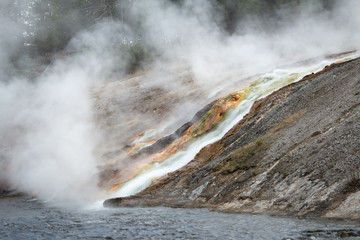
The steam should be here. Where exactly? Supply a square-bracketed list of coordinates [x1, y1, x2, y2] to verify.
[135, 0, 360, 85]
[0, 0, 360, 205]
[0, 10, 128, 203]
[0, 57, 102, 204]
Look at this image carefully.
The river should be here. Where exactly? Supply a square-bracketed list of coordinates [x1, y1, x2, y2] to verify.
[1, 196, 360, 240]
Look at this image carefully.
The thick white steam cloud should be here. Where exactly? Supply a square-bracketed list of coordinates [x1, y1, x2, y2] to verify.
[134, 0, 360, 87]
[0, 0, 359, 205]
[0, 11, 132, 204]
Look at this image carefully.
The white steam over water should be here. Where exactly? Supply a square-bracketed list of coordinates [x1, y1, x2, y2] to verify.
[0, 58, 103, 203]
[0, 0, 360, 206]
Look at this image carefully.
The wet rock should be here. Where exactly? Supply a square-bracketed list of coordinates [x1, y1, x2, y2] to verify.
[105, 57, 360, 220]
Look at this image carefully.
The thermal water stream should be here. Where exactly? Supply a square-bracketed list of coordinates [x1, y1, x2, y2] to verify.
[112, 54, 359, 198]
[2, 54, 360, 240]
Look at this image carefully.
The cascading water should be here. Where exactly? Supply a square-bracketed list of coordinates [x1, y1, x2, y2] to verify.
[111, 53, 359, 198]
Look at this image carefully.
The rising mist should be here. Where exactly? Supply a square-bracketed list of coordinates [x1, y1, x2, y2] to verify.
[0, 0, 359, 206]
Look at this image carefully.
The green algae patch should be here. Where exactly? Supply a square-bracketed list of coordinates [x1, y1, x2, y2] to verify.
[190, 90, 251, 138]
[214, 135, 270, 174]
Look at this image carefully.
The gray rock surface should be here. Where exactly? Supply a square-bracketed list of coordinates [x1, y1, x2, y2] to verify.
[104, 58, 360, 220]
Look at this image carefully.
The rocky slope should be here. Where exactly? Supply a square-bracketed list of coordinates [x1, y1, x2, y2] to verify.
[97, 88, 245, 191]
[93, 62, 251, 190]
[104, 57, 360, 220]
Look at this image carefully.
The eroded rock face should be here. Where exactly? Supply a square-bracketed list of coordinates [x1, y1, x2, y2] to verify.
[104, 58, 360, 220]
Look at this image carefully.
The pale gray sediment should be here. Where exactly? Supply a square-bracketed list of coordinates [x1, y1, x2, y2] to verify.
[104, 57, 360, 221]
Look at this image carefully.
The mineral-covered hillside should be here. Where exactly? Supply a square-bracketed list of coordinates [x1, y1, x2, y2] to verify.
[104, 57, 360, 220]
[97, 53, 353, 194]
[94, 65, 247, 191]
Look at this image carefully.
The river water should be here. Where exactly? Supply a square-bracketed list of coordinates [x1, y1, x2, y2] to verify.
[1, 196, 360, 240]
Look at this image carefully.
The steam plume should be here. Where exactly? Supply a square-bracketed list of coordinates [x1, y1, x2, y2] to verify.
[0, 0, 359, 205]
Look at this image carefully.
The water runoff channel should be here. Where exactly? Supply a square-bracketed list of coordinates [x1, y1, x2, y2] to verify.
[111, 53, 359, 198]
